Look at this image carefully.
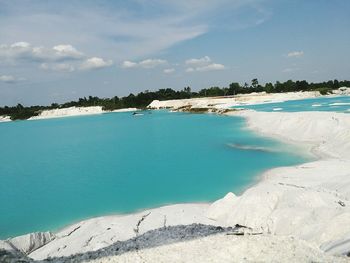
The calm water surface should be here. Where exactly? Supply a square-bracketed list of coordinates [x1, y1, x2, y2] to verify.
[0, 111, 311, 238]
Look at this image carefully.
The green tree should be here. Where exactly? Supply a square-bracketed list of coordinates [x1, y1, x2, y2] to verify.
[228, 82, 241, 95]
[251, 79, 259, 89]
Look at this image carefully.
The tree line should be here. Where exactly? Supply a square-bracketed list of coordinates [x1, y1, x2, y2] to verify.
[1, 79, 349, 120]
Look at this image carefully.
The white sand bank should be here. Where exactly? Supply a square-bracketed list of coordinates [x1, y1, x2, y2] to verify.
[148, 90, 324, 109]
[1, 109, 350, 261]
[28, 106, 104, 120]
[0, 115, 11, 122]
[27, 106, 139, 120]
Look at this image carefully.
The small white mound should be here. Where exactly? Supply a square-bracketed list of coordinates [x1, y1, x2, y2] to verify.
[0, 115, 11, 122]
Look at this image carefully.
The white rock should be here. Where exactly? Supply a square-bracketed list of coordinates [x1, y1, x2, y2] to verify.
[8, 232, 55, 254]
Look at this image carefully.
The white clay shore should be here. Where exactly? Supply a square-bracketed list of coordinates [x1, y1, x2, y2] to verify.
[0, 107, 138, 122]
[1, 96, 350, 262]
[27, 106, 138, 120]
[148, 88, 350, 110]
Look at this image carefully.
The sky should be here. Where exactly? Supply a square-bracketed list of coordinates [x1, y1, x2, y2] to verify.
[0, 0, 349, 106]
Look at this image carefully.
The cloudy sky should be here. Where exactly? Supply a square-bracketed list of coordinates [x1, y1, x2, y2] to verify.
[0, 0, 349, 106]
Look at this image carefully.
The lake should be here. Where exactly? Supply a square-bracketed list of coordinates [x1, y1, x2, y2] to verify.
[0, 111, 311, 238]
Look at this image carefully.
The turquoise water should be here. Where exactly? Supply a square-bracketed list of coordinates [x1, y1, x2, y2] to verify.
[233, 95, 350, 112]
[0, 111, 310, 238]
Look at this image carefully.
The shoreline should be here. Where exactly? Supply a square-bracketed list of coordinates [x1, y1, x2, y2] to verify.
[1, 100, 350, 260]
[238, 110, 330, 161]
[148, 89, 349, 110]
[1, 89, 349, 123]
[0, 107, 139, 122]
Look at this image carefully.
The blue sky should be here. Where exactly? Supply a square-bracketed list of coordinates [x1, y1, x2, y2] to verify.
[0, 0, 349, 106]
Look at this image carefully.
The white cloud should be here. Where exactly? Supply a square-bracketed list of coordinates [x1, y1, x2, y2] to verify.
[0, 42, 32, 59]
[0, 75, 24, 83]
[121, 59, 167, 69]
[287, 51, 304, 58]
[52, 45, 83, 59]
[185, 56, 211, 66]
[121, 60, 138, 68]
[163, 68, 175, 74]
[139, 59, 167, 68]
[0, 42, 84, 62]
[185, 56, 225, 72]
[40, 63, 75, 72]
[0, 75, 16, 83]
[11, 42, 31, 48]
[80, 57, 113, 70]
[282, 67, 300, 73]
[196, 63, 225, 72]
[0, 1, 270, 66]
[186, 63, 225, 72]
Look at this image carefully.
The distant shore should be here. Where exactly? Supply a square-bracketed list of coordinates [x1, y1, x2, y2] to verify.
[148, 89, 349, 110]
[1, 89, 349, 123]
[1, 94, 350, 262]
